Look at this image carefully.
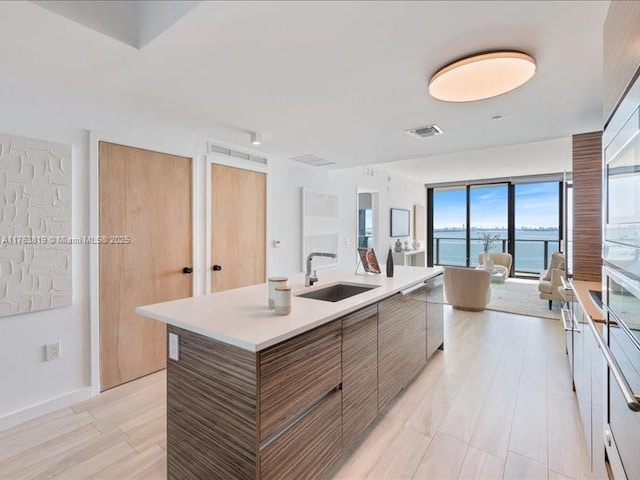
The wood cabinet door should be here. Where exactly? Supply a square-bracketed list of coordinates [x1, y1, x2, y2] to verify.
[260, 391, 342, 480]
[426, 275, 444, 359]
[403, 287, 427, 378]
[378, 294, 409, 410]
[99, 142, 192, 391]
[342, 305, 378, 449]
[211, 164, 266, 292]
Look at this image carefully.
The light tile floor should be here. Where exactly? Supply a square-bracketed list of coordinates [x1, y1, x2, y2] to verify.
[0, 306, 591, 480]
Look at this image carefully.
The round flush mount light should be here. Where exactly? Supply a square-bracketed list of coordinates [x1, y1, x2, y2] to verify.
[428, 51, 536, 102]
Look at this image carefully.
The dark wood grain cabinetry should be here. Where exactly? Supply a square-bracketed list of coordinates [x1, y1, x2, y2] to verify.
[260, 390, 342, 480]
[166, 326, 258, 480]
[572, 132, 603, 283]
[378, 293, 412, 409]
[166, 274, 444, 480]
[259, 321, 341, 442]
[378, 286, 427, 410]
[342, 305, 378, 450]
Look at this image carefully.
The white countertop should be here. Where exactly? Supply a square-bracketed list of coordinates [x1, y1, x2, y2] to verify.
[136, 266, 443, 352]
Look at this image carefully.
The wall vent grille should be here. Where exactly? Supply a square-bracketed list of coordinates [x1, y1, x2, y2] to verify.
[406, 125, 443, 139]
[290, 154, 335, 167]
[207, 142, 267, 165]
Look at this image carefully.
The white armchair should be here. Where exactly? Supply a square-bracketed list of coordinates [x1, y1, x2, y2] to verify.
[444, 266, 491, 311]
[476, 252, 512, 283]
[538, 252, 566, 310]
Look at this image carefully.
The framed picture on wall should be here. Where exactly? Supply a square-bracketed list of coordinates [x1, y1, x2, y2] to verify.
[390, 208, 410, 237]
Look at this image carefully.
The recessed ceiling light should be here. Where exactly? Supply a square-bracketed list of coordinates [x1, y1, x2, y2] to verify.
[428, 51, 536, 102]
[250, 132, 262, 145]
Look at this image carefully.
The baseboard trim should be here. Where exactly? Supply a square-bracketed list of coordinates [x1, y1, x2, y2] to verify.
[0, 387, 94, 432]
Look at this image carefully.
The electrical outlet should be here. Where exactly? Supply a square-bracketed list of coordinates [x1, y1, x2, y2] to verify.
[169, 333, 179, 361]
[46, 341, 61, 361]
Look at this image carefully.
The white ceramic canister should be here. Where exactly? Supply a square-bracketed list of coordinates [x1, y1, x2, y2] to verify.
[274, 286, 292, 315]
[268, 277, 288, 308]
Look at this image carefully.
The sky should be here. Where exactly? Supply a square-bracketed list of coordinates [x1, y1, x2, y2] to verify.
[433, 182, 560, 229]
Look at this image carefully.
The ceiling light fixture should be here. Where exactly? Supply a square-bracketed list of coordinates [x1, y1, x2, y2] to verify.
[428, 51, 536, 102]
[250, 132, 262, 145]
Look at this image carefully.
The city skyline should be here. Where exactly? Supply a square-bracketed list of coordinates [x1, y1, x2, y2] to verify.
[433, 182, 560, 229]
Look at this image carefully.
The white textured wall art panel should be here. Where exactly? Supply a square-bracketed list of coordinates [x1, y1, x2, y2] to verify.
[0, 133, 72, 317]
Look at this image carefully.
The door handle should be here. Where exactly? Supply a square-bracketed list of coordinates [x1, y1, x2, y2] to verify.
[400, 281, 426, 296]
[212, 265, 222, 271]
[587, 310, 640, 412]
[182, 267, 193, 274]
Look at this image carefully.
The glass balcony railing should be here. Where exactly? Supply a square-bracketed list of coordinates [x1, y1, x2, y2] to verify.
[432, 237, 561, 274]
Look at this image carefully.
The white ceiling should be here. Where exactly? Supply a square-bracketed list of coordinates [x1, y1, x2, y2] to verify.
[2, 1, 609, 169]
[34, 1, 200, 48]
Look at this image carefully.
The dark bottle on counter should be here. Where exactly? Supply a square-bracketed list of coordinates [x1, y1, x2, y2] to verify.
[386, 247, 394, 277]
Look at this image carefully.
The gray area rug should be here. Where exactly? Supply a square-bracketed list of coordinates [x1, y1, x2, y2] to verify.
[485, 278, 562, 320]
[444, 277, 563, 320]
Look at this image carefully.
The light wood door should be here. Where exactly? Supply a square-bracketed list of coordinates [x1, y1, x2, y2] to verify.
[211, 164, 266, 292]
[99, 142, 192, 391]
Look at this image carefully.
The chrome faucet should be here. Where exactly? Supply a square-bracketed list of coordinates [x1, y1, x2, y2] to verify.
[305, 252, 337, 286]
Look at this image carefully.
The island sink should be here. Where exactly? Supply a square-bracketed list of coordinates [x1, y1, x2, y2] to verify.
[297, 282, 378, 302]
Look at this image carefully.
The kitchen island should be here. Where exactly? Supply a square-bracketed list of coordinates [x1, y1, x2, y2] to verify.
[137, 266, 444, 480]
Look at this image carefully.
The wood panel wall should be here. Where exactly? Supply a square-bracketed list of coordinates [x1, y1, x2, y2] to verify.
[572, 132, 603, 283]
[603, 0, 640, 123]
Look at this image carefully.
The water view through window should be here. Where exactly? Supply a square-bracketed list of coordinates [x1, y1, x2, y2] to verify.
[431, 181, 561, 274]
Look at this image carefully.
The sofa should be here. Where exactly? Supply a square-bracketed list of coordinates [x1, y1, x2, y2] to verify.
[538, 252, 566, 310]
[444, 266, 491, 311]
[476, 252, 513, 283]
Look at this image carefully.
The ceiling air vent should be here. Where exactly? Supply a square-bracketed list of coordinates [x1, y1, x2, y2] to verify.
[406, 125, 443, 139]
[207, 142, 267, 165]
[290, 154, 336, 167]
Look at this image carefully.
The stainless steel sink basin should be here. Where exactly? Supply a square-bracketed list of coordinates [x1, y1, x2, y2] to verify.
[297, 283, 378, 302]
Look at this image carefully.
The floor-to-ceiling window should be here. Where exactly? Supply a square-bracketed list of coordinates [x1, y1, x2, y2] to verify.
[428, 177, 563, 276]
[470, 184, 508, 267]
[432, 186, 467, 266]
[514, 182, 561, 273]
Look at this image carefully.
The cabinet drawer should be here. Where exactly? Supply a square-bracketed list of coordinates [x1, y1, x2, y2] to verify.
[259, 321, 341, 442]
[260, 390, 342, 480]
[342, 305, 378, 449]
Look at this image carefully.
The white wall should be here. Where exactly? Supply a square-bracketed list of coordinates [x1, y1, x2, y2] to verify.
[268, 160, 426, 276]
[0, 90, 426, 427]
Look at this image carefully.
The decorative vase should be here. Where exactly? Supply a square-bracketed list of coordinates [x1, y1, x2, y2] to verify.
[394, 239, 403, 252]
[386, 247, 394, 278]
[483, 251, 492, 265]
[412, 239, 421, 250]
[403, 240, 410, 251]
